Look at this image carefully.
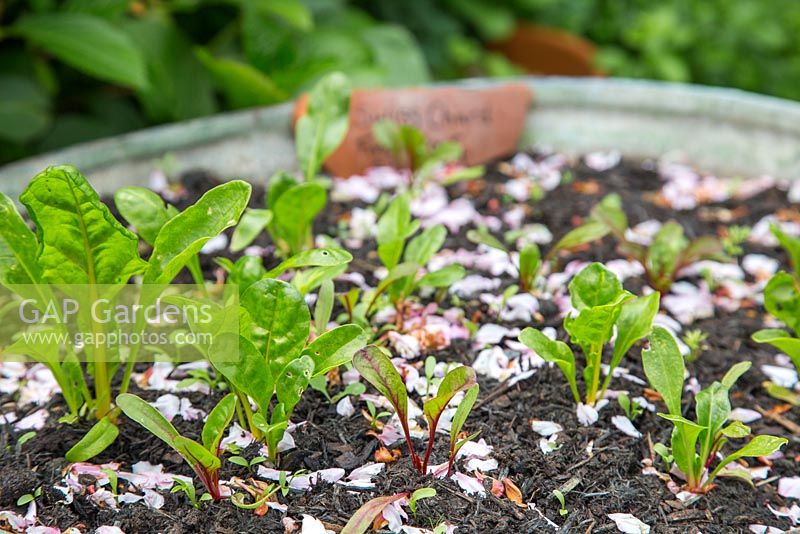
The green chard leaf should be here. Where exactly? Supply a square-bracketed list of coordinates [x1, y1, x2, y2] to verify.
[275, 355, 315, 415]
[377, 194, 419, 269]
[314, 279, 335, 334]
[518, 243, 541, 291]
[353, 346, 408, 425]
[589, 193, 627, 237]
[423, 366, 477, 431]
[771, 224, 800, 276]
[116, 393, 194, 463]
[302, 324, 366, 377]
[569, 262, 626, 309]
[405, 225, 447, 266]
[417, 264, 465, 288]
[762, 272, 800, 334]
[230, 208, 272, 252]
[65, 416, 119, 462]
[114, 186, 178, 245]
[646, 221, 688, 288]
[695, 382, 733, 458]
[450, 384, 479, 453]
[209, 334, 273, 411]
[144, 180, 251, 283]
[270, 182, 326, 255]
[752, 329, 800, 369]
[265, 247, 352, 278]
[519, 328, 579, 403]
[295, 72, 351, 181]
[201, 393, 237, 454]
[709, 435, 788, 482]
[642, 326, 685, 415]
[241, 278, 310, 375]
[0, 192, 41, 285]
[20, 165, 146, 284]
[548, 221, 610, 261]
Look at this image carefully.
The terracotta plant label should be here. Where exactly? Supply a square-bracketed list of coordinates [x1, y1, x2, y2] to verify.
[294, 84, 532, 177]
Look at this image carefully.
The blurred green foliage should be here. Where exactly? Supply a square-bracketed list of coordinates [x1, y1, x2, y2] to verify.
[2, 0, 799, 165]
[0, 0, 436, 164]
[505, 0, 800, 99]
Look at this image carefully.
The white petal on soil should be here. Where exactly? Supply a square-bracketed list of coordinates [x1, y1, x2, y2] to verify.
[584, 150, 621, 172]
[531, 421, 563, 437]
[277, 429, 296, 453]
[347, 462, 385, 484]
[539, 436, 560, 455]
[301, 514, 333, 534]
[456, 438, 493, 459]
[221, 423, 254, 450]
[742, 254, 780, 280]
[611, 416, 642, 438]
[748, 525, 786, 534]
[474, 324, 519, 346]
[789, 180, 800, 203]
[779, 477, 800, 499]
[143, 489, 164, 509]
[451, 472, 486, 496]
[95, 527, 126, 534]
[729, 408, 762, 423]
[151, 394, 180, 421]
[761, 365, 799, 388]
[336, 396, 355, 417]
[766, 504, 800, 525]
[258, 467, 345, 491]
[13, 409, 48, 430]
[382, 500, 409, 532]
[450, 275, 501, 298]
[465, 458, 499, 472]
[604, 259, 645, 282]
[577, 403, 599, 426]
[607, 513, 651, 534]
[661, 282, 714, 325]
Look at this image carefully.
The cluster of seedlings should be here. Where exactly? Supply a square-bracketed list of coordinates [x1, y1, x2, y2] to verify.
[1, 73, 799, 533]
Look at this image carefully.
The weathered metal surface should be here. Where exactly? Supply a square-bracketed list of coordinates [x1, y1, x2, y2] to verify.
[2, 77, 799, 199]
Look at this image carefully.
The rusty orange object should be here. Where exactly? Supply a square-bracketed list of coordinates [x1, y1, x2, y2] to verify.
[488, 23, 600, 77]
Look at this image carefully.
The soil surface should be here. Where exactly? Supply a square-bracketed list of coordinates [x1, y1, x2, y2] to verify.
[2, 153, 799, 534]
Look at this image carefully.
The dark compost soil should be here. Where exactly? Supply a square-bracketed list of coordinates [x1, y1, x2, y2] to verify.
[2, 154, 799, 534]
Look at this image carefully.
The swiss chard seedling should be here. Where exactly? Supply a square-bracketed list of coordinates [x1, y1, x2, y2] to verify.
[373, 120, 483, 193]
[642, 327, 787, 492]
[233, 73, 351, 257]
[519, 262, 660, 409]
[117, 393, 237, 501]
[376, 194, 464, 321]
[216, 247, 353, 296]
[556, 194, 728, 293]
[682, 329, 709, 362]
[753, 225, 800, 390]
[353, 345, 479, 475]
[771, 224, 800, 277]
[202, 278, 366, 462]
[752, 271, 800, 374]
[1, 166, 250, 462]
[467, 226, 542, 293]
